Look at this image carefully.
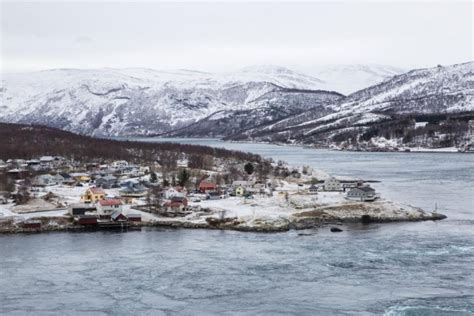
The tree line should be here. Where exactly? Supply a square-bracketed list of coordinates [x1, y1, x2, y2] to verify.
[0, 123, 264, 165]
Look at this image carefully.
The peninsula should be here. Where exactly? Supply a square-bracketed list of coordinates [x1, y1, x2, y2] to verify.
[0, 123, 446, 234]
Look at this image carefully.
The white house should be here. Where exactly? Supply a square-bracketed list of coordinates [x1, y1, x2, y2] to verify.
[324, 177, 342, 191]
[415, 121, 429, 129]
[111, 160, 128, 169]
[97, 199, 123, 216]
[346, 186, 377, 201]
[163, 187, 186, 200]
[33, 174, 64, 186]
[177, 159, 188, 168]
[39, 156, 55, 167]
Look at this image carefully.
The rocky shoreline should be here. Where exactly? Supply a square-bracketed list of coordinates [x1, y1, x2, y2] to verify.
[0, 201, 447, 234]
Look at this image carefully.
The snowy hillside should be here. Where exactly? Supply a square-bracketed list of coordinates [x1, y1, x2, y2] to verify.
[0, 67, 340, 136]
[230, 62, 474, 149]
[2, 62, 471, 143]
[295, 64, 406, 94]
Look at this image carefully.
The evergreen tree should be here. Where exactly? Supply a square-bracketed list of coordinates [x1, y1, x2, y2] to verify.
[177, 168, 190, 187]
[244, 162, 254, 175]
[150, 171, 158, 183]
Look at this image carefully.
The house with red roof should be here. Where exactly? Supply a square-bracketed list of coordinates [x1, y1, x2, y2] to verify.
[97, 198, 123, 215]
[163, 196, 188, 211]
[199, 181, 217, 193]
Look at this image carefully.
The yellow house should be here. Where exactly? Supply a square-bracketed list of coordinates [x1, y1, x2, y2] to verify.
[72, 173, 91, 183]
[81, 187, 106, 203]
[78, 175, 91, 182]
[235, 186, 246, 197]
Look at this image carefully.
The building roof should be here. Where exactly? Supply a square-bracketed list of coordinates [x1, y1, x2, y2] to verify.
[71, 172, 89, 177]
[171, 196, 187, 203]
[99, 199, 122, 206]
[76, 215, 98, 219]
[99, 175, 117, 181]
[40, 156, 55, 162]
[199, 181, 216, 187]
[70, 203, 97, 210]
[351, 186, 375, 193]
[232, 180, 252, 187]
[89, 187, 106, 195]
[164, 201, 185, 208]
[120, 184, 147, 193]
[111, 211, 126, 220]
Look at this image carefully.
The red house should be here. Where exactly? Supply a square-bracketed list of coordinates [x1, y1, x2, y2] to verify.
[111, 211, 127, 222]
[76, 215, 98, 226]
[199, 181, 217, 193]
[127, 214, 142, 222]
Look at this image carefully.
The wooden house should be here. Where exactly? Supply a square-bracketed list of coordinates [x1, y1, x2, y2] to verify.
[111, 210, 127, 222]
[97, 199, 123, 215]
[127, 213, 142, 222]
[323, 177, 342, 191]
[346, 186, 377, 202]
[199, 181, 217, 193]
[95, 175, 118, 189]
[80, 187, 106, 203]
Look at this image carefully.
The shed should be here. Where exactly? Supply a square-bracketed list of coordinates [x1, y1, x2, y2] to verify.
[111, 211, 127, 222]
[69, 203, 97, 216]
[76, 215, 98, 226]
[127, 213, 142, 222]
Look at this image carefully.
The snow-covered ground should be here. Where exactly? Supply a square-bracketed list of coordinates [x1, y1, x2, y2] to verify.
[0, 203, 68, 223]
[0, 176, 443, 233]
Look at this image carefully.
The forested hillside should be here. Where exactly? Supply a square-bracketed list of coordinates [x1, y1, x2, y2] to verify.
[0, 123, 263, 167]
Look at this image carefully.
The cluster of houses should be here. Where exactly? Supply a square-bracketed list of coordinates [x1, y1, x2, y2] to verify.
[1, 155, 381, 231]
[318, 176, 378, 202]
[71, 187, 142, 228]
[1, 157, 150, 182]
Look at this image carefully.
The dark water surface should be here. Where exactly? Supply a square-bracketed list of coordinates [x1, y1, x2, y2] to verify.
[1, 139, 473, 315]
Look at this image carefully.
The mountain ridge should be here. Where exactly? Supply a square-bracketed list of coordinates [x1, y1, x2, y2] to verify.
[228, 62, 474, 150]
[1, 62, 472, 150]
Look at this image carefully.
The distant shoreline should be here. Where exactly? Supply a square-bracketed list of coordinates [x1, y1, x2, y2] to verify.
[123, 136, 472, 154]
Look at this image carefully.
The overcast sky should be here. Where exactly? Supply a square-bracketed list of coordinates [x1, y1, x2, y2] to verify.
[1, 1, 472, 73]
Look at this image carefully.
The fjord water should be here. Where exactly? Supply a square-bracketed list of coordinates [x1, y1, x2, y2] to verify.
[1, 140, 473, 315]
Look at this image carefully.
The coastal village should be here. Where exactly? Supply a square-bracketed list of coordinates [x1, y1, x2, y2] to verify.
[0, 153, 445, 234]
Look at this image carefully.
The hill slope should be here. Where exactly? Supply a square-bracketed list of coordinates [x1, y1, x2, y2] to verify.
[0, 123, 263, 164]
[297, 64, 406, 94]
[0, 67, 341, 137]
[230, 62, 474, 150]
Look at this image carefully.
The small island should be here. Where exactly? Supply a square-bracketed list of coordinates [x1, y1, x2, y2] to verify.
[0, 124, 446, 234]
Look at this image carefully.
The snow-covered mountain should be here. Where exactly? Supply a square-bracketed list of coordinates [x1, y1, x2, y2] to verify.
[2, 62, 471, 145]
[295, 64, 406, 94]
[0, 66, 341, 136]
[230, 62, 474, 148]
